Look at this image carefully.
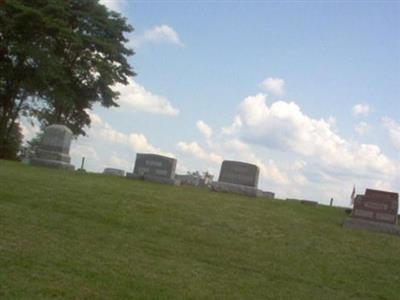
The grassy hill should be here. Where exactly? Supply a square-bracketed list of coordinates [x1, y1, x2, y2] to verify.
[1, 160, 399, 299]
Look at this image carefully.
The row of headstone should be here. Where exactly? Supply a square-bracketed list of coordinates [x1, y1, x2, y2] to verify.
[126, 154, 275, 198]
[29, 124, 399, 235]
[27, 124, 272, 197]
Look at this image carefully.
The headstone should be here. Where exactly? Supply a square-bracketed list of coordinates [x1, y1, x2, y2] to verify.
[30, 124, 74, 170]
[343, 189, 400, 236]
[103, 168, 125, 177]
[218, 160, 259, 187]
[211, 160, 271, 197]
[128, 153, 179, 185]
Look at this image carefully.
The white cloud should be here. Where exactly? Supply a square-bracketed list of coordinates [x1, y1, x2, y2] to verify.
[354, 121, 370, 135]
[114, 78, 179, 116]
[327, 116, 336, 126]
[70, 145, 99, 162]
[382, 117, 400, 150]
[19, 118, 40, 143]
[77, 112, 175, 159]
[177, 141, 222, 164]
[71, 114, 174, 173]
[221, 138, 289, 185]
[131, 25, 184, 48]
[128, 133, 175, 157]
[224, 93, 395, 180]
[99, 0, 126, 13]
[196, 120, 212, 139]
[353, 103, 370, 117]
[261, 77, 285, 96]
[222, 116, 242, 135]
[86, 110, 103, 127]
[108, 153, 130, 170]
[372, 180, 393, 191]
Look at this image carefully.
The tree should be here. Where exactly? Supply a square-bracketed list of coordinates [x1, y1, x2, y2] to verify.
[0, 0, 56, 158]
[0, 0, 135, 159]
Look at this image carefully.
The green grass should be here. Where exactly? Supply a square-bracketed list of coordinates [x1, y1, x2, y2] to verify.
[1, 160, 399, 299]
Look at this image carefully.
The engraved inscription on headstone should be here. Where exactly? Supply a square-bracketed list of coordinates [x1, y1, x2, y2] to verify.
[131, 153, 178, 185]
[375, 213, 396, 223]
[353, 209, 374, 218]
[344, 188, 400, 236]
[218, 160, 260, 188]
[351, 189, 398, 225]
[146, 160, 163, 167]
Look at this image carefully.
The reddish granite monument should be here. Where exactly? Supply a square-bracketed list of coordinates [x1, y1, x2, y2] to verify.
[344, 188, 400, 236]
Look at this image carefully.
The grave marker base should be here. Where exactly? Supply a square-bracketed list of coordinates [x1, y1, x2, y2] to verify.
[144, 174, 180, 185]
[30, 157, 75, 171]
[126, 173, 180, 185]
[343, 218, 400, 236]
[211, 181, 261, 197]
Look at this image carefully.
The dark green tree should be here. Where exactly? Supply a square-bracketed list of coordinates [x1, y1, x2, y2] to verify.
[0, 0, 135, 159]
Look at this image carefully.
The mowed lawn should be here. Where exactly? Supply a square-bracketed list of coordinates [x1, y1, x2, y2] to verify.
[0, 160, 399, 299]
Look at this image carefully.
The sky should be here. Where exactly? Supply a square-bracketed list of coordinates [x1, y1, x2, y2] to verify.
[22, 0, 400, 207]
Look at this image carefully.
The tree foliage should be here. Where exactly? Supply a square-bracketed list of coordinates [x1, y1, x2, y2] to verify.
[0, 0, 135, 159]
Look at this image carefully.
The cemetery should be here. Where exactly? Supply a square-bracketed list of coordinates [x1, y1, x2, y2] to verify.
[1, 1, 398, 299]
[2, 124, 400, 298]
[1, 159, 400, 299]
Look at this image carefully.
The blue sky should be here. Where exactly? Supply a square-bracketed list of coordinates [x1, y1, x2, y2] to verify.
[23, 0, 400, 206]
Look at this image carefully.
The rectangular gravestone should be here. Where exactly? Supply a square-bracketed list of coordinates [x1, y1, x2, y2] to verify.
[343, 189, 400, 236]
[128, 153, 179, 185]
[30, 124, 75, 170]
[218, 160, 259, 188]
[353, 189, 398, 224]
[211, 160, 272, 197]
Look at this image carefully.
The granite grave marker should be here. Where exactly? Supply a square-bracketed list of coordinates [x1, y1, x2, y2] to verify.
[128, 153, 179, 185]
[211, 160, 273, 197]
[218, 160, 260, 187]
[30, 124, 75, 170]
[343, 188, 400, 236]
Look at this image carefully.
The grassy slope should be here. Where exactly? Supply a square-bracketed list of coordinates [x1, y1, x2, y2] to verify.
[0, 160, 399, 300]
